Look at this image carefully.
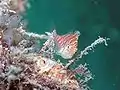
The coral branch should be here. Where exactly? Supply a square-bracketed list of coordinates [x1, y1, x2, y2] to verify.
[16, 27, 49, 40]
[65, 37, 109, 68]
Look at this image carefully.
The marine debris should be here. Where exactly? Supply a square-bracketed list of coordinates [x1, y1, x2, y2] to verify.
[0, 0, 108, 90]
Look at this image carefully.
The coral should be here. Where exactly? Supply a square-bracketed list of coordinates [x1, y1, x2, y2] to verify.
[0, 0, 109, 90]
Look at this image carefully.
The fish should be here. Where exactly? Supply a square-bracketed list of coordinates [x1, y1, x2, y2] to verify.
[53, 30, 80, 59]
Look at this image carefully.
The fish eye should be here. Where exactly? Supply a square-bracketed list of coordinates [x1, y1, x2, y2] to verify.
[67, 45, 70, 48]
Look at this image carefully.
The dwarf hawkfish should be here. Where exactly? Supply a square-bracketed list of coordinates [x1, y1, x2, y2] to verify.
[40, 30, 80, 59]
[52, 30, 80, 59]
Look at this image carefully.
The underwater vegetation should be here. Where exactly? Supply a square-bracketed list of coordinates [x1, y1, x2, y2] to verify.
[0, 0, 109, 90]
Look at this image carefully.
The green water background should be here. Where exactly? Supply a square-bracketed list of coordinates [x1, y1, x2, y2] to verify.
[25, 0, 120, 90]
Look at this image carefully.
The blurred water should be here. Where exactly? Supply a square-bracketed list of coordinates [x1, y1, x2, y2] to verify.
[26, 0, 120, 90]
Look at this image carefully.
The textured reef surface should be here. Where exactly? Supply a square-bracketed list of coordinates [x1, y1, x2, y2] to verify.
[0, 0, 108, 90]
